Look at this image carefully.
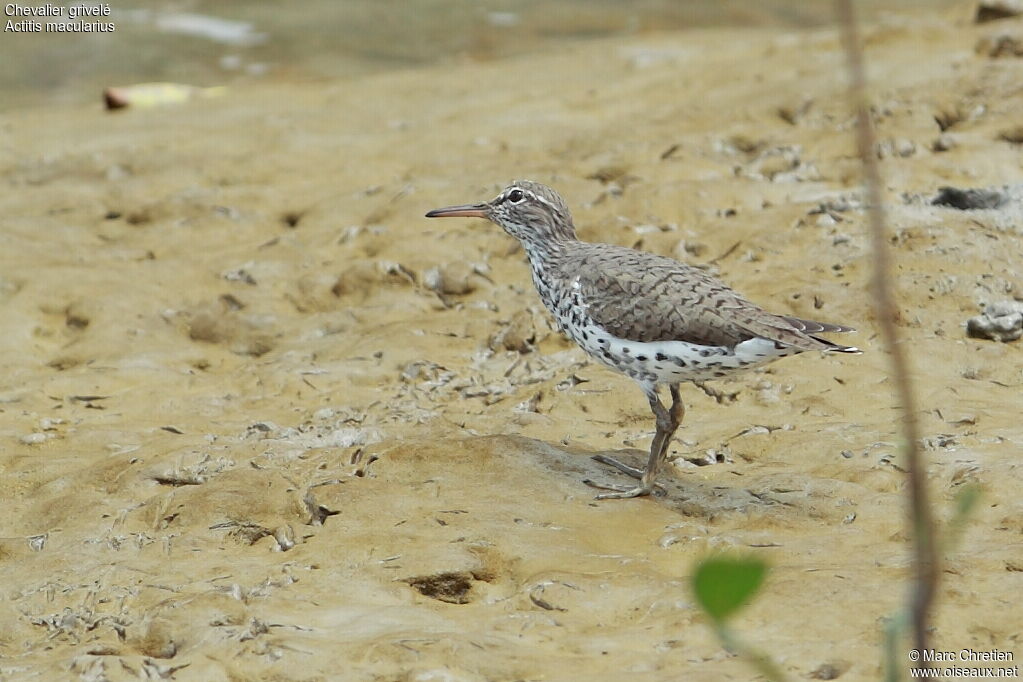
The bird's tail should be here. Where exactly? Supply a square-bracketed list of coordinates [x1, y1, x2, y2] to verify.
[812, 336, 862, 354]
[781, 314, 861, 353]
[781, 315, 856, 334]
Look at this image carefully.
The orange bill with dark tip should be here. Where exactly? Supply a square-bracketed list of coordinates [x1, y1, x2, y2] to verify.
[425, 203, 489, 218]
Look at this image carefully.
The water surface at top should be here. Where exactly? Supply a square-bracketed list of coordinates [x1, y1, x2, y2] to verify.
[1, 0, 962, 110]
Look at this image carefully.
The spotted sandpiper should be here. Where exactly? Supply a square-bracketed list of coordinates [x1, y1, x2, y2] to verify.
[426, 181, 860, 499]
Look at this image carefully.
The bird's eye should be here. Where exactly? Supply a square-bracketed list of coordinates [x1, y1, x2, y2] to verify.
[506, 189, 524, 203]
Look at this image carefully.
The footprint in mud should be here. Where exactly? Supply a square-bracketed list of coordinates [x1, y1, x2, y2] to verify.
[403, 570, 494, 605]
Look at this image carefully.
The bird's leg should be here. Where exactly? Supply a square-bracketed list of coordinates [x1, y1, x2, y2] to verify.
[668, 383, 685, 431]
[587, 384, 685, 499]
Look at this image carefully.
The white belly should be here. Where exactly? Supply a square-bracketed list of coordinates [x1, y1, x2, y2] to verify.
[561, 315, 799, 386]
[537, 272, 801, 387]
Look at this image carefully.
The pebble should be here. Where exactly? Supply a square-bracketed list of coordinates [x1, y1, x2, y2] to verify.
[273, 525, 296, 552]
[967, 300, 1023, 342]
[976, 0, 1023, 23]
[875, 137, 916, 159]
[933, 186, 1008, 210]
[657, 533, 682, 548]
[20, 432, 47, 445]
[673, 239, 708, 260]
[222, 267, 257, 285]
[932, 133, 959, 152]
[424, 261, 478, 296]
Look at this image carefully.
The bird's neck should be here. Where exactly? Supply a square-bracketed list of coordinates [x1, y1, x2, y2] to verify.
[520, 231, 576, 267]
[518, 219, 578, 266]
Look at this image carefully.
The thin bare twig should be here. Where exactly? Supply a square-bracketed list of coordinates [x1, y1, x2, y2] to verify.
[835, 0, 937, 673]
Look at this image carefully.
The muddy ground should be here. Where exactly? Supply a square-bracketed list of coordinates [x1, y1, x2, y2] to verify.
[1, 5, 1021, 681]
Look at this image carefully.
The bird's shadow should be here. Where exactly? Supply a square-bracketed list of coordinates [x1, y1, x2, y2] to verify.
[546, 441, 789, 519]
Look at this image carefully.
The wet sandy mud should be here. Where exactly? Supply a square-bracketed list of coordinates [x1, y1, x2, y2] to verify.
[1, 5, 1021, 680]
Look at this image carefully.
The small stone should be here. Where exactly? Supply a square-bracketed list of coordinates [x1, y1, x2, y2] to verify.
[933, 186, 1008, 210]
[976, 0, 1023, 23]
[514, 392, 542, 414]
[657, 533, 682, 548]
[967, 300, 1023, 342]
[222, 267, 257, 285]
[633, 223, 664, 235]
[20, 432, 47, 445]
[876, 137, 916, 158]
[673, 240, 708, 259]
[747, 148, 800, 180]
[424, 261, 479, 296]
[932, 134, 958, 152]
[273, 525, 296, 552]
[754, 380, 781, 405]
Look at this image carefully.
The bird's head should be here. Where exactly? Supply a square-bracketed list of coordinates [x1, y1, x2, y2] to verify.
[426, 180, 577, 247]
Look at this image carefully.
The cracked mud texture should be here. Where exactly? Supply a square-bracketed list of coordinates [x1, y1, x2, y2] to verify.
[1, 4, 1022, 681]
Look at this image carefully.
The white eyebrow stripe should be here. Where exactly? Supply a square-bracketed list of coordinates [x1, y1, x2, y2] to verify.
[530, 192, 557, 211]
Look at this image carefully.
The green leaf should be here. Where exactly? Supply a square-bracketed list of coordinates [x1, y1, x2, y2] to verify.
[692, 556, 768, 623]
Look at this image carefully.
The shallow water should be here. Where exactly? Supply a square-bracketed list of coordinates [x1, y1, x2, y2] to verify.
[3, 0, 963, 109]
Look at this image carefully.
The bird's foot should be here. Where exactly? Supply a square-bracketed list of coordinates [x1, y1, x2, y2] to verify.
[590, 454, 643, 479]
[584, 481, 659, 500]
[586, 455, 664, 498]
